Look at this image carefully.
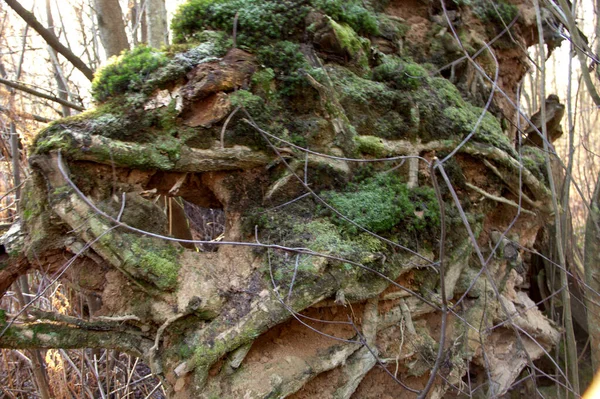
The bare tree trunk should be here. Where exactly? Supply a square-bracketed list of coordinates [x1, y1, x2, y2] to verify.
[584, 173, 600, 371]
[146, 0, 168, 48]
[130, 0, 139, 46]
[93, 0, 129, 58]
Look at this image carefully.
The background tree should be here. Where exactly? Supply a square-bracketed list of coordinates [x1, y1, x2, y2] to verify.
[94, 0, 129, 58]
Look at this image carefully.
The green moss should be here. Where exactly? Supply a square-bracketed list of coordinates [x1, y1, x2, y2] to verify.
[144, 36, 225, 90]
[33, 128, 77, 154]
[251, 68, 276, 99]
[33, 98, 186, 167]
[443, 104, 517, 156]
[322, 173, 440, 236]
[372, 57, 428, 90]
[354, 135, 386, 157]
[428, 77, 464, 107]
[20, 179, 46, 223]
[325, 63, 508, 144]
[126, 235, 182, 291]
[412, 268, 439, 298]
[172, 0, 311, 46]
[311, 0, 379, 35]
[256, 41, 309, 95]
[172, 0, 377, 47]
[92, 46, 169, 102]
[299, 220, 355, 255]
[521, 146, 548, 184]
[229, 90, 264, 112]
[376, 14, 408, 42]
[328, 18, 370, 68]
[323, 65, 413, 139]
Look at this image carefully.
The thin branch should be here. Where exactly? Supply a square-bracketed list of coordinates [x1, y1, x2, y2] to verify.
[0, 77, 85, 111]
[417, 158, 448, 399]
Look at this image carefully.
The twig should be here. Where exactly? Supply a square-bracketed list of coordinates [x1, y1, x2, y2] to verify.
[220, 106, 241, 149]
[465, 182, 536, 215]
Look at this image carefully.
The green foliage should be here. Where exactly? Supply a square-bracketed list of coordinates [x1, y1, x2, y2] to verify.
[229, 90, 265, 113]
[323, 173, 440, 235]
[297, 220, 356, 255]
[126, 236, 182, 291]
[521, 146, 548, 184]
[372, 57, 428, 90]
[251, 68, 276, 98]
[376, 14, 408, 41]
[92, 46, 168, 102]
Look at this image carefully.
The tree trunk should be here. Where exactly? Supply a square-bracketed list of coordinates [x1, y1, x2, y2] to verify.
[585, 172, 600, 371]
[93, 0, 129, 58]
[146, 0, 168, 48]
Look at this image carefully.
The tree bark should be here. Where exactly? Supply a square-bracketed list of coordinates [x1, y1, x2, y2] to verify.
[146, 0, 168, 48]
[93, 0, 129, 58]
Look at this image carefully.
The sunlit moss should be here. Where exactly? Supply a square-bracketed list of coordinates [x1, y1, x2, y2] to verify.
[92, 46, 169, 102]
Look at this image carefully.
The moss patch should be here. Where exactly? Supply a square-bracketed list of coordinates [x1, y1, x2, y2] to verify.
[122, 235, 182, 291]
[328, 17, 370, 68]
[354, 135, 386, 157]
[172, 0, 311, 46]
[92, 46, 169, 102]
[172, 0, 378, 46]
[443, 104, 516, 156]
[256, 41, 310, 96]
[322, 173, 440, 237]
[372, 57, 428, 90]
[521, 146, 548, 184]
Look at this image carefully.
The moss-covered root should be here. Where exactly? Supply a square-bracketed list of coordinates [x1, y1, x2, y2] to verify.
[31, 154, 182, 295]
[199, 340, 360, 398]
[33, 129, 272, 172]
[174, 272, 342, 395]
[332, 298, 378, 399]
